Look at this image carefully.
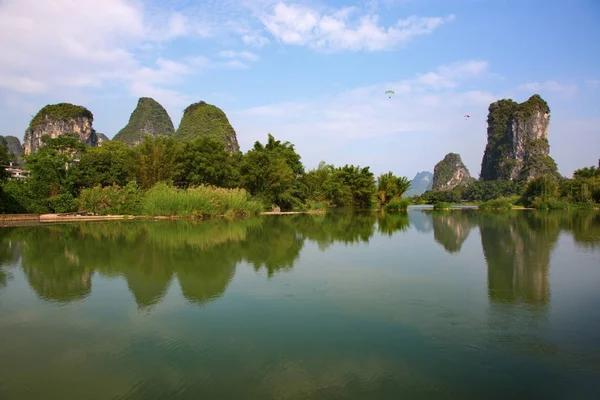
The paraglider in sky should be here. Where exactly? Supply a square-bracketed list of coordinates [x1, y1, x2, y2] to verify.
[385, 90, 394, 99]
[464, 114, 470, 120]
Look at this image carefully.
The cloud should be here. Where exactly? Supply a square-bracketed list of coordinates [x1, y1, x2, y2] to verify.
[516, 81, 578, 97]
[0, 0, 212, 110]
[257, 2, 454, 51]
[242, 34, 271, 48]
[229, 60, 495, 177]
[218, 50, 260, 62]
[586, 79, 600, 89]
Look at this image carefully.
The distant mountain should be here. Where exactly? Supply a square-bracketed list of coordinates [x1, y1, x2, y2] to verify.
[113, 97, 175, 147]
[405, 171, 433, 197]
[0, 135, 24, 165]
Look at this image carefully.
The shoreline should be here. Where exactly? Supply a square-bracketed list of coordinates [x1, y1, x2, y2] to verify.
[1, 206, 597, 227]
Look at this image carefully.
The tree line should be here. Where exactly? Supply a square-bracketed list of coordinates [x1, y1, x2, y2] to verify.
[0, 133, 412, 214]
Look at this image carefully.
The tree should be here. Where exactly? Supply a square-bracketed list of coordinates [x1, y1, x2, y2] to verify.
[74, 140, 136, 189]
[239, 134, 304, 210]
[173, 136, 238, 188]
[134, 135, 177, 189]
[377, 172, 411, 205]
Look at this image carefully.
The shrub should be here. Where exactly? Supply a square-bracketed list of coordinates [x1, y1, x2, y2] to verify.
[78, 181, 142, 215]
[141, 182, 263, 218]
[433, 201, 450, 210]
[479, 197, 513, 210]
[385, 198, 410, 212]
[48, 193, 77, 213]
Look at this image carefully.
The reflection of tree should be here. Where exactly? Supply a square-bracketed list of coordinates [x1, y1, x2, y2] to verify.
[295, 212, 377, 250]
[0, 228, 19, 288]
[377, 212, 410, 236]
[431, 210, 476, 253]
[242, 216, 304, 277]
[479, 212, 559, 306]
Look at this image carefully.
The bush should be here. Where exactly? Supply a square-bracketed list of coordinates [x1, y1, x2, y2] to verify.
[141, 182, 263, 218]
[304, 200, 328, 211]
[78, 181, 142, 215]
[479, 197, 513, 210]
[433, 201, 450, 210]
[385, 198, 410, 212]
[48, 193, 77, 213]
[531, 197, 569, 210]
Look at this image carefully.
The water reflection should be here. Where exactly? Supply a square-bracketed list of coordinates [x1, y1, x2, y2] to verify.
[1, 211, 599, 310]
[430, 210, 476, 253]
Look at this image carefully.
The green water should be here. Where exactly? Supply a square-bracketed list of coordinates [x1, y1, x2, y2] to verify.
[0, 210, 599, 399]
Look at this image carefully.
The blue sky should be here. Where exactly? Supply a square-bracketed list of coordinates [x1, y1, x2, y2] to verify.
[0, 0, 598, 179]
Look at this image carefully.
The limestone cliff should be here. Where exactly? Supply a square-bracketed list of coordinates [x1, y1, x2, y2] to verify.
[23, 103, 98, 154]
[480, 94, 557, 182]
[113, 97, 175, 147]
[432, 153, 473, 191]
[0, 135, 24, 164]
[175, 101, 240, 152]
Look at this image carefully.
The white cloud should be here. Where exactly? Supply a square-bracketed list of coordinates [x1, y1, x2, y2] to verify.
[0, 0, 219, 115]
[218, 50, 259, 62]
[516, 81, 578, 97]
[242, 34, 270, 48]
[257, 2, 454, 51]
[230, 60, 494, 177]
[586, 79, 600, 89]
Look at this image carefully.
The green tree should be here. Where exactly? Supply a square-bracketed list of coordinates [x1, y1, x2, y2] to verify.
[173, 136, 239, 188]
[25, 135, 84, 197]
[134, 135, 177, 189]
[74, 140, 137, 188]
[377, 172, 411, 205]
[239, 134, 304, 210]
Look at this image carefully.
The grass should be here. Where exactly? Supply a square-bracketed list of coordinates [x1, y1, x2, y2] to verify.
[385, 198, 410, 212]
[433, 201, 451, 210]
[478, 197, 514, 210]
[141, 182, 263, 218]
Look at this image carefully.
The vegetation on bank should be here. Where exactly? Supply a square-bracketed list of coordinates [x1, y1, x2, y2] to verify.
[1, 124, 598, 216]
[0, 133, 406, 216]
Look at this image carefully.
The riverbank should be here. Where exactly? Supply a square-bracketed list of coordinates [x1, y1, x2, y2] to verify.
[0, 209, 327, 227]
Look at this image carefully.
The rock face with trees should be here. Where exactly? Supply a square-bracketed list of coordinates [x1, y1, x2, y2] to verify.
[23, 103, 98, 155]
[113, 97, 175, 147]
[480, 94, 557, 182]
[432, 153, 473, 191]
[175, 101, 240, 152]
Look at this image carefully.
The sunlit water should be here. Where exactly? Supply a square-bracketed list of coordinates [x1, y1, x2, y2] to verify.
[0, 210, 599, 399]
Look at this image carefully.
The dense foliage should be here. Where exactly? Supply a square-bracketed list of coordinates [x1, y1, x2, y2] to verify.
[28, 103, 93, 131]
[113, 97, 175, 146]
[0, 133, 389, 216]
[175, 101, 239, 151]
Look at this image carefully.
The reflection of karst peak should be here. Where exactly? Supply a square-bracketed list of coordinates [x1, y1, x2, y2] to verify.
[408, 211, 433, 234]
[479, 212, 559, 306]
[431, 211, 476, 253]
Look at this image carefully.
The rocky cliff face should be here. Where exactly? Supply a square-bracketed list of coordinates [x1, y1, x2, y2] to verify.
[0, 135, 24, 164]
[480, 94, 557, 182]
[175, 101, 240, 152]
[432, 153, 473, 191]
[113, 97, 175, 147]
[23, 103, 98, 154]
[405, 171, 433, 197]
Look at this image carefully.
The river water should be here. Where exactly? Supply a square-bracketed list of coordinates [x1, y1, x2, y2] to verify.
[0, 210, 599, 399]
